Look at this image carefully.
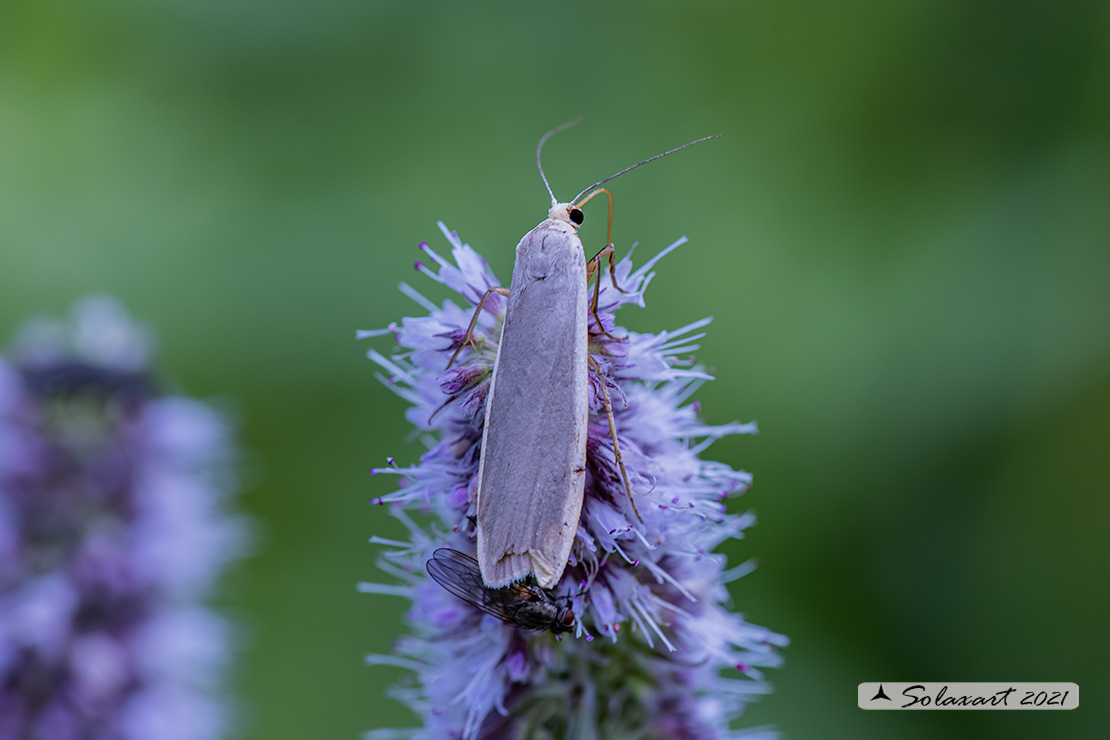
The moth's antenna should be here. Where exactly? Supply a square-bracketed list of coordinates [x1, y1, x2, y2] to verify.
[571, 134, 724, 205]
[536, 118, 583, 207]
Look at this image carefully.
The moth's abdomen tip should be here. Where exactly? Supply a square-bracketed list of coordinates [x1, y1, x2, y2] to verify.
[482, 551, 534, 588]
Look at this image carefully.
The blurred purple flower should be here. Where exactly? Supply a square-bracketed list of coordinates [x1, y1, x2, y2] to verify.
[361, 224, 786, 740]
[0, 297, 248, 740]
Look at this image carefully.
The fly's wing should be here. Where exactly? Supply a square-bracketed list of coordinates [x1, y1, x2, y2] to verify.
[426, 548, 519, 623]
[476, 219, 589, 589]
[426, 548, 551, 629]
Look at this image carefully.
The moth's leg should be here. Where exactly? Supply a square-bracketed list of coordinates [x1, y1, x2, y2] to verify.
[578, 187, 628, 341]
[586, 241, 627, 295]
[577, 186, 623, 296]
[588, 356, 642, 522]
[576, 187, 614, 247]
[586, 245, 626, 342]
[447, 287, 510, 369]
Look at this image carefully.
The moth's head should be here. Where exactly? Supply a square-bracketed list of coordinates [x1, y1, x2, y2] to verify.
[547, 202, 584, 228]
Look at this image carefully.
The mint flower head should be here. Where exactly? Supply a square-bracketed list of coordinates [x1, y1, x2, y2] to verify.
[361, 224, 786, 739]
[0, 297, 248, 740]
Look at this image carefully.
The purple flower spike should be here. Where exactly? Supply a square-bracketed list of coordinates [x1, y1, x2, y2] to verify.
[0, 297, 249, 740]
[361, 224, 786, 739]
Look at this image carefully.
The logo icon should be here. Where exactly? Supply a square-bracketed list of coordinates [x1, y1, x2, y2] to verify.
[870, 684, 892, 701]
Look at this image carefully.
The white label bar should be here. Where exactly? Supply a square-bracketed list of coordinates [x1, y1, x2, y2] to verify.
[858, 682, 1078, 710]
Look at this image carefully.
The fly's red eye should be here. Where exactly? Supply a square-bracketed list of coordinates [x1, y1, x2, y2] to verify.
[569, 208, 584, 225]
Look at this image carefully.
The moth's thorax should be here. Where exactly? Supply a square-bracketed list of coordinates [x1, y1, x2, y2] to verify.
[547, 202, 580, 226]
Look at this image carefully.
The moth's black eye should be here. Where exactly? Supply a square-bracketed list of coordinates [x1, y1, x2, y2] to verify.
[569, 208, 584, 225]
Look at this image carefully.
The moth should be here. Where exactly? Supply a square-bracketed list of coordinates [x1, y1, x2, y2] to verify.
[451, 122, 720, 589]
[425, 548, 575, 633]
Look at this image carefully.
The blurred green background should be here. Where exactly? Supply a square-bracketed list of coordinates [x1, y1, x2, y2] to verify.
[2, 1, 1107, 738]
